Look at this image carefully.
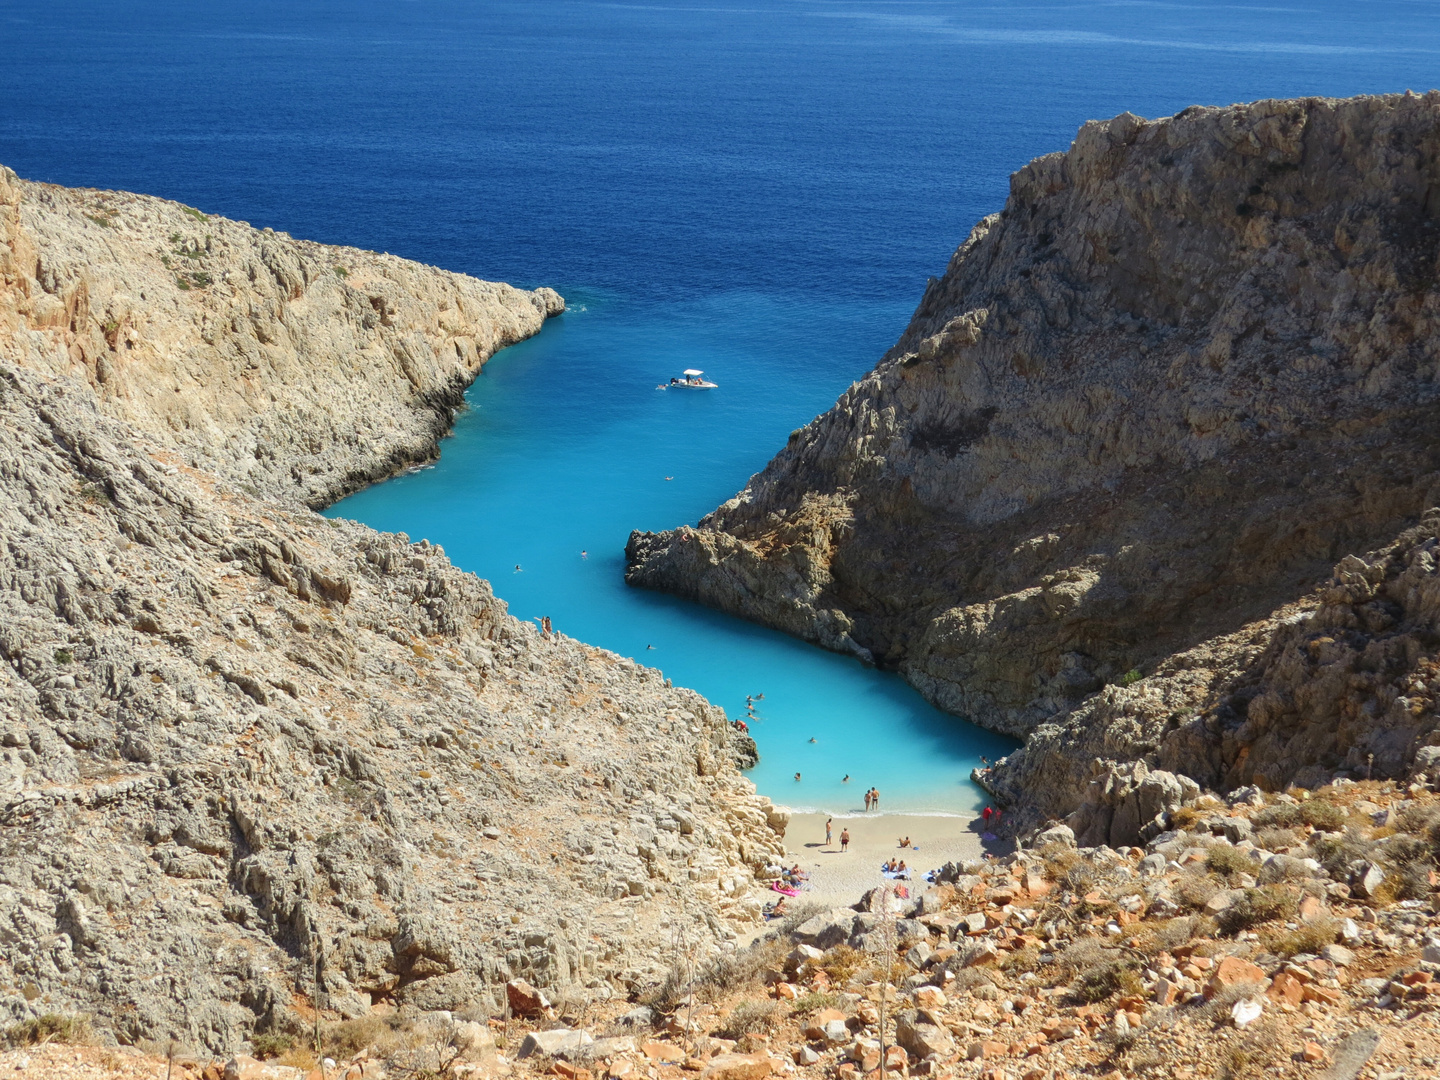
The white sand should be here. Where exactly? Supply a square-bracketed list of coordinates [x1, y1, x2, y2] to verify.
[771, 811, 1005, 909]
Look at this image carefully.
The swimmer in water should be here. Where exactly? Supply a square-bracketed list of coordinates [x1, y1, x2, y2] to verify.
[808, 737, 817, 743]
[794, 772, 801, 781]
[842, 775, 850, 783]
[646, 644, 655, 650]
[581, 550, 587, 559]
[514, 564, 522, 573]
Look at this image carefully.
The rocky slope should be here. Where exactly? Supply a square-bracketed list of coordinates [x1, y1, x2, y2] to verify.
[0, 165, 786, 1054]
[626, 92, 1440, 823]
[11, 778, 1440, 1080]
[0, 165, 563, 508]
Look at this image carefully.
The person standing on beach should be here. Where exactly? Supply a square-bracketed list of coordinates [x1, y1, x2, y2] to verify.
[872, 788, 880, 810]
[840, 828, 850, 852]
[825, 818, 832, 847]
[863, 789, 872, 812]
[982, 806, 993, 826]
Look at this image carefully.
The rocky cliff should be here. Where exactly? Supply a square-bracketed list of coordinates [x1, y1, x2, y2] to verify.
[626, 92, 1440, 824]
[0, 165, 563, 507]
[0, 165, 786, 1053]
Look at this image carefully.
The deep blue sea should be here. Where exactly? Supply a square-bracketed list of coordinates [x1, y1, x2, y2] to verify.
[5, 0, 1439, 813]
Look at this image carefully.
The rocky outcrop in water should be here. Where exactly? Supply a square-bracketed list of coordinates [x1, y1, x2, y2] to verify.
[0, 164, 785, 1053]
[627, 92, 1440, 823]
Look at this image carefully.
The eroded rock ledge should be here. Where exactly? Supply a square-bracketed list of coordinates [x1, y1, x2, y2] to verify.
[0, 164, 785, 1053]
[626, 92, 1440, 824]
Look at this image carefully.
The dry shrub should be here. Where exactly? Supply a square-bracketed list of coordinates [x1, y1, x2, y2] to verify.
[4, 1014, 91, 1048]
[1175, 870, 1222, 912]
[1382, 825, 1440, 900]
[278, 1045, 320, 1071]
[1169, 806, 1203, 830]
[1397, 802, 1440, 845]
[645, 960, 696, 1013]
[1001, 945, 1041, 974]
[952, 967, 999, 992]
[819, 944, 865, 986]
[1217, 1019, 1284, 1079]
[790, 992, 840, 1015]
[695, 936, 790, 1000]
[385, 1016, 473, 1080]
[1056, 940, 1141, 1004]
[1061, 861, 1100, 896]
[1217, 886, 1297, 935]
[1204, 845, 1253, 883]
[716, 1000, 781, 1040]
[251, 1033, 295, 1059]
[1253, 803, 1302, 830]
[325, 1014, 404, 1060]
[1300, 800, 1348, 833]
[1131, 916, 1205, 959]
[1262, 916, 1339, 958]
[1037, 842, 1083, 882]
[1308, 829, 1376, 879]
[1071, 958, 1142, 1004]
[1255, 826, 1300, 851]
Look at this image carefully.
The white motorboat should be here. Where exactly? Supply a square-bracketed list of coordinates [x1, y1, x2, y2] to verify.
[661, 368, 718, 389]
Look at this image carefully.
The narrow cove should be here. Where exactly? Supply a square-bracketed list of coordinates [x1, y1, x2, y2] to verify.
[327, 287, 1018, 818]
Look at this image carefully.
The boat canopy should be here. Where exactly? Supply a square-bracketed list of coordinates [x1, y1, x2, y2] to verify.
[682, 368, 704, 377]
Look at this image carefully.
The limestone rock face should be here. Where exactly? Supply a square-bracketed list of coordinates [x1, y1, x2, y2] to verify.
[0, 168, 785, 1053]
[627, 92, 1440, 814]
[992, 512, 1440, 822]
[0, 163, 563, 508]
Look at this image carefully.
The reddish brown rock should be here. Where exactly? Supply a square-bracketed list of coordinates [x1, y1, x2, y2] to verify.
[1267, 973, 1305, 1006]
[1301, 984, 1341, 1006]
[507, 978, 551, 1017]
[643, 1042, 688, 1063]
[700, 1054, 772, 1080]
[1205, 957, 1268, 998]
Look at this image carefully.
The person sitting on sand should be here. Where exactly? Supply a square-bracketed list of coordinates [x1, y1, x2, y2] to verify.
[884, 858, 898, 873]
[897, 860, 907, 874]
[771, 897, 788, 918]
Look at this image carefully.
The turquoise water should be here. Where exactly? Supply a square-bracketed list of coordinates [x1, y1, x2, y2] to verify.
[328, 289, 1018, 815]
[8, 0, 1440, 812]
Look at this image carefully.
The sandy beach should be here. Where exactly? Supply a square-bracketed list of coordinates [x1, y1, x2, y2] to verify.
[768, 811, 1008, 910]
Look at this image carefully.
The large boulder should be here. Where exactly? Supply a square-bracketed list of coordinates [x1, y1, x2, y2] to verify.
[518, 1028, 594, 1059]
[1066, 762, 1199, 848]
[792, 908, 859, 950]
[895, 1011, 955, 1059]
